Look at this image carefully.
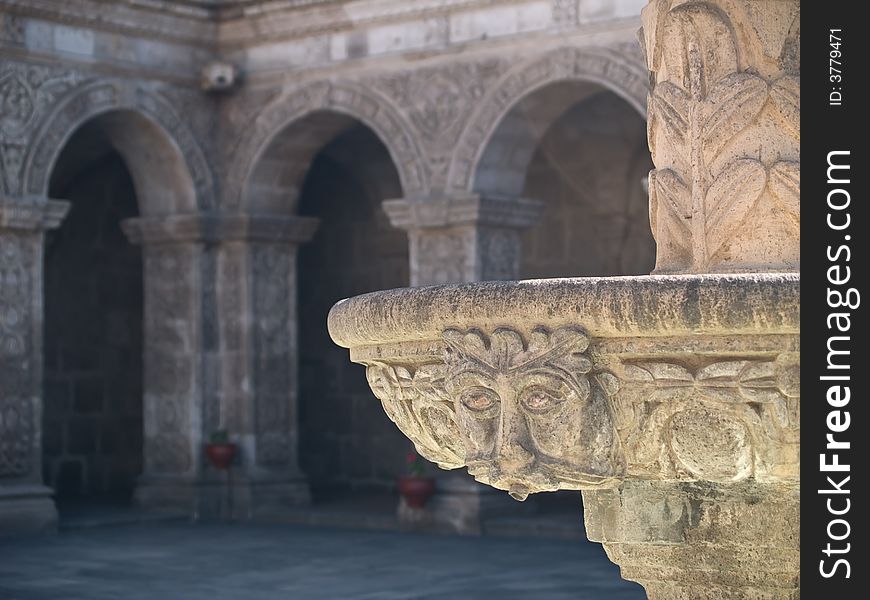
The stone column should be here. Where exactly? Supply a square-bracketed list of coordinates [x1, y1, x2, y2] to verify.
[123, 214, 318, 519]
[0, 195, 69, 535]
[212, 214, 318, 517]
[383, 194, 543, 286]
[643, 0, 799, 274]
[122, 215, 211, 515]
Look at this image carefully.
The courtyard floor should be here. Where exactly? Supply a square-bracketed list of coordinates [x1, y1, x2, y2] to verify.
[0, 522, 645, 599]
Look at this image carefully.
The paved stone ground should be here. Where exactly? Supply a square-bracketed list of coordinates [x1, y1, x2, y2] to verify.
[0, 523, 645, 599]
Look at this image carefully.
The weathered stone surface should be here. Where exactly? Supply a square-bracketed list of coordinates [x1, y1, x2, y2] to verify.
[641, 0, 800, 274]
[584, 481, 799, 599]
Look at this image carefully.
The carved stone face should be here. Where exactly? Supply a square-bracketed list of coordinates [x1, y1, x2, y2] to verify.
[443, 327, 624, 499]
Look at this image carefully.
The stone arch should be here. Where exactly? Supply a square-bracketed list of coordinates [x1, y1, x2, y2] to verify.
[448, 46, 649, 195]
[23, 80, 214, 214]
[230, 81, 427, 213]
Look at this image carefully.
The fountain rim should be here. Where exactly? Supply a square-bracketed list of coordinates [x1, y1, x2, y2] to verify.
[328, 272, 800, 349]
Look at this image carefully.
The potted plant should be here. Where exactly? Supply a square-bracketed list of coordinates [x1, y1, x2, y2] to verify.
[204, 429, 237, 470]
[398, 451, 435, 508]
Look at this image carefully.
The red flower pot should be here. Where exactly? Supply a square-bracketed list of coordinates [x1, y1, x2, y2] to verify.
[398, 476, 435, 508]
[205, 443, 237, 470]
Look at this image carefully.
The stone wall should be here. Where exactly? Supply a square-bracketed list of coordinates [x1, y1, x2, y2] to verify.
[297, 124, 411, 493]
[43, 150, 143, 502]
[0, 0, 657, 528]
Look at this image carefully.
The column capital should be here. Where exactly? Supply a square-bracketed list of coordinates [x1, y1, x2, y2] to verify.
[383, 194, 543, 231]
[0, 196, 69, 232]
[122, 213, 320, 246]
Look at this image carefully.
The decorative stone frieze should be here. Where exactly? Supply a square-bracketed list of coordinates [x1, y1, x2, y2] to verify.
[383, 194, 544, 285]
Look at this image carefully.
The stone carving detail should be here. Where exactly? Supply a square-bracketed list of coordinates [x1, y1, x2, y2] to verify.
[21, 78, 214, 209]
[0, 63, 81, 194]
[360, 333, 801, 493]
[366, 363, 464, 470]
[443, 327, 624, 499]
[142, 246, 194, 474]
[364, 326, 626, 500]
[0, 395, 32, 478]
[0, 234, 34, 477]
[614, 356, 800, 483]
[642, 0, 800, 272]
[377, 60, 506, 184]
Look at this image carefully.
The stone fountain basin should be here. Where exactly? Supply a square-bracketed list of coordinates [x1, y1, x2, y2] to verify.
[328, 273, 799, 496]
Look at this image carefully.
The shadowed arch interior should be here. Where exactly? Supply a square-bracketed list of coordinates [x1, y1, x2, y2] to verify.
[295, 119, 412, 497]
[245, 111, 369, 214]
[43, 113, 150, 505]
[473, 80, 654, 277]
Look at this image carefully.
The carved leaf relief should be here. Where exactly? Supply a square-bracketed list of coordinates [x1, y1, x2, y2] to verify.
[768, 161, 800, 229]
[649, 168, 692, 252]
[701, 73, 769, 163]
[705, 158, 767, 258]
[661, 4, 738, 98]
[644, 0, 800, 271]
[365, 363, 464, 469]
[651, 82, 691, 164]
[617, 357, 799, 482]
[769, 76, 800, 138]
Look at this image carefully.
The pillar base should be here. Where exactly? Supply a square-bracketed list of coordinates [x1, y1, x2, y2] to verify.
[583, 480, 799, 600]
[0, 484, 58, 536]
[135, 474, 311, 520]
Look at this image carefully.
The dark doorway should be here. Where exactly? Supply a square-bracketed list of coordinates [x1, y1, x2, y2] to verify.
[296, 121, 410, 500]
[43, 126, 143, 509]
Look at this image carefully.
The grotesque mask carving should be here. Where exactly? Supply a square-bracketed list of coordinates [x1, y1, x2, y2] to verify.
[443, 326, 625, 500]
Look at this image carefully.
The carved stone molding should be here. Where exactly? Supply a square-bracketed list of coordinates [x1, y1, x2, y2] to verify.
[383, 194, 544, 286]
[383, 194, 544, 230]
[21, 78, 215, 210]
[641, 0, 800, 273]
[355, 326, 799, 501]
[227, 80, 427, 210]
[0, 196, 70, 232]
[0, 63, 82, 196]
[122, 213, 319, 246]
[612, 355, 799, 484]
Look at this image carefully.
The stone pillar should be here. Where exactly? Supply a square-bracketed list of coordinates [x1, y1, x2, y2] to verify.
[643, 0, 799, 274]
[0, 195, 69, 535]
[383, 194, 543, 286]
[123, 214, 317, 519]
[212, 214, 318, 517]
[122, 215, 211, 515]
